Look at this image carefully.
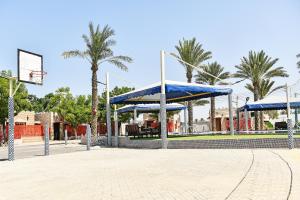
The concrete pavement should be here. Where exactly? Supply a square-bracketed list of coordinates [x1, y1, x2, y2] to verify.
[0, 148, 299, 200]
[0, 140, 88, 160]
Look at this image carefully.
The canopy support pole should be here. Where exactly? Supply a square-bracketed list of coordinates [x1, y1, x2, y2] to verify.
[114, 105, 118, 147]
[286, 83, 294, 149]
[106, 72, 112, 146]
[244, 108, 249, 133]
[160, 50, 168, 149]
[184, 102, 188, 133]
[228, 93, 234, 135]
[133, 108, 137, 124]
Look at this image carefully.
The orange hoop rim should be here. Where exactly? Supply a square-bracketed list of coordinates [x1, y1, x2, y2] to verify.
[29, 70, 47, 77]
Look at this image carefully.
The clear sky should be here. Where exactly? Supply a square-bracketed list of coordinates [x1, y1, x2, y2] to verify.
[1, 0, 300, 119]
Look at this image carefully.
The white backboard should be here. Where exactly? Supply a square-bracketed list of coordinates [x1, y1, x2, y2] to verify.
[18, 49, 43, 85]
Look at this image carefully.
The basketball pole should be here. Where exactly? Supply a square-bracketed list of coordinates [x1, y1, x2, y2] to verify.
[7, 77, 21, 161]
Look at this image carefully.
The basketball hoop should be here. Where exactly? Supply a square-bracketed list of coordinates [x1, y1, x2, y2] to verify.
[29, 70, 47, 78]
[29, 70, 47, 84]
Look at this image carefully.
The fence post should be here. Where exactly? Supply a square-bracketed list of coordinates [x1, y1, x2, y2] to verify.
[86, 124, 91, 151]
[44, 124, 49, 156]
[64, 128, 68, 145]
[286, 84, 294, 149]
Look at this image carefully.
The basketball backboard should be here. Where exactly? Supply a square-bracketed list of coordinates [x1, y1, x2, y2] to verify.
[17, 49, 44, 85]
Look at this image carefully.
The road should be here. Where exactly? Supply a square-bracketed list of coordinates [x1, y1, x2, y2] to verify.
[0, 140, 89, 160]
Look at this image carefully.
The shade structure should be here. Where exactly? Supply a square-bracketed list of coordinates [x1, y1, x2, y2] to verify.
[110, 80, 232, 104]
[117, 103, 186, 114]
[243, 96, 300, 111]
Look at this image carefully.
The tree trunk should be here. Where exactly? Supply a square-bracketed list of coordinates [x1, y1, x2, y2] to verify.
[187, 75, 193, 133]
[253, 86, 259, 131]
[260, 111, 264, 130]
[91, 67, 98, 137]
[210, 97, 216, 131]
[73, 127, 78, 139]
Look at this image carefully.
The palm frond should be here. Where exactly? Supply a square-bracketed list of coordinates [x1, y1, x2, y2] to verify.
[62, 50, 86, 59]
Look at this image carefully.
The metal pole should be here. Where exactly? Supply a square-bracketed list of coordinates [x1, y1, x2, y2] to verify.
[64, 128, 68, 145]
[228, 93, 234, 135]
[106, 72, 112, 146]
[236, 96, 240, 132]
[286, 84, 294, 149]
[8, 78, 14, 161]
[244, 108, 249, 133]
[114, 105, 119, 147]
[133, 108, 137, 124]
[184, 102, 188, 133]
[86, 124, 91, 151]
[44, 123, 49, 156]
[160, 50, 168, 149]
[295, 93, 298, 127]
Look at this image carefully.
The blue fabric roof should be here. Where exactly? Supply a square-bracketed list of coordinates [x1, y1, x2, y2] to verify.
[243, 96, 300, 111]
[111, 80, 232, 104]
[117, 103, 186, 113]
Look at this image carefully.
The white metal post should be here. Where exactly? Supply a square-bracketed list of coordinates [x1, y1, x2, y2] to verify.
[106, 72, 112, 146]
[244, 108, 249, 133]
[294, 93, 298, 127]
[133, 108, 137, 124]
[228, 93, 234, 135]
[8, 78, 14, 161]
[286, 83, 294, 149]
[44, 123, 49, 156]
[184, 102, 188, 133]
[86, 124, 91, 151]
[114, 105, 119, 147]
[160, 50, 168, 149]
[64, 128, 68, 145]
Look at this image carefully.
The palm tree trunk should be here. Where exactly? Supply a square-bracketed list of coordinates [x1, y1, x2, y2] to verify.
[254, 86, 259, 130]
[210, 97, 216, 131]
[91, 67, 98, 137]
[260, 111, 264, 130]
[187, 75, 193, 133]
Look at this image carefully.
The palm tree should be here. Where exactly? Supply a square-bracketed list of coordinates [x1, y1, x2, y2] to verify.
[195, 62, 230, 131]
[62, 22, 132, 136]
[174, 38, 212, 132]
[245, 79, 285, 129]
[235, 50, 288, 130]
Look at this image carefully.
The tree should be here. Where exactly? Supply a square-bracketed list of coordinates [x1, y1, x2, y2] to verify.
[62, 22, 133, 136]
[245, 79, 285, 129]
[28, 93, 54, 112]
[98, 86, 134, 123]
[48, 87, 92, 138]
[234, 50, 288, 130]
[0, 70, 31, 134]
[174, 38, 212, 132]
[195, 62, 230, 131]
[297, 54, 300, 71]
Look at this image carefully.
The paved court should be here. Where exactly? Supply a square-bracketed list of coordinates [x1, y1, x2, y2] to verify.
[0, 148, 299, 200]
[0, 140, 87, 160]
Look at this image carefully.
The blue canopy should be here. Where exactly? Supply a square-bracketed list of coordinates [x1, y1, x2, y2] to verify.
[117, 103, 186, 114]
[110, 80, 232, 104]
[243, 96, 300, 111]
